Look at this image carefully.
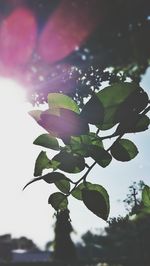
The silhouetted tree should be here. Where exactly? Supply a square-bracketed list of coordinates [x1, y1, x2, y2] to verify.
[53, 209, 77, 264]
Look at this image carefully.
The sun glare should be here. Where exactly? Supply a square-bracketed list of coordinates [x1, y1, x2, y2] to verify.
[0, 77, 26, 111]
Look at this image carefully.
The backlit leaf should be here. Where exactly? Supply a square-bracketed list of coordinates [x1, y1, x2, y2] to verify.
[116, 114, 150, 134]
[142, 185, 150, 207]
[48, 93, 80, 113]
[72, 182, 110, 214]
[48, 192, 68, 210]
[97, 82, 140, 129]
[43, 172, 68, 183]
[40, 108, 89, 143]
[89, 146, 112, 167]
[53, 151, 85, 173]
[110, 139, 138, 161]
[33, 134, 60, 150]
[68, 133, 103, 157]
[55, 179, 70, 194]
[82, 189, 109, 220]
[34, 151, 51, 177]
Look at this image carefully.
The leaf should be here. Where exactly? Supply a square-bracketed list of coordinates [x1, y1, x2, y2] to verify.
[72, 182, 110, 214]
[68, 133, 103, 157]
[135, 115, 150, 132]
[110, 139, 139, 161]
[33, 134, 60, 150]
[97, 82, 141, 129]
[115, 87, 149, 123]
[52, 151, 85, 173]
[43, 172, 68, 183]
[89, 146, 112, 167]
[72, 182, 91, 200]
[29, 110, 42, 122]
[142, 185, 150, 207]
[23, 172, 69, 190]
[34, 151, 51, 177]
[39, 108, 89, 142]
[49, 160, 61, 171]
[48, 93, 80, 114]
[82, 189, 109, 220]
[81, 82, 140, 129]
[55, 179, 70, 194]
[81, 94, 104, 125]
[48, 192, 68, 210]
[116, 114, 150, 134]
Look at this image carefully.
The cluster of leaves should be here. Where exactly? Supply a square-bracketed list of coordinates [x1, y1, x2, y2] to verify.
[24, 82, 150, 221]
[27, 0, 150, 106]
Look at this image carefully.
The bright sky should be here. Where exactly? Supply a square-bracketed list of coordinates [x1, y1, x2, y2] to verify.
[0, 71, 149, 250]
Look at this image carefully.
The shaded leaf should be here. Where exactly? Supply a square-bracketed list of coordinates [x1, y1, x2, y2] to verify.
[111, 139, 138, 161]
[68, 133, 103, 157]
[116, 114, 150, 134]
[33, 134, 60, 150]
[53, 151, 85, 173]
[97, 82, 141, 128]
[82, 189, 109, 220]
[142, 185, 150, 207]
[115, 87, 149, 123]
[81, 94, 104, 125]
[48, 93, 80, 113]
[49, 160, 61, 171]
[40, 108, 89, 142]
[23, 172, 69, 190]
[48, 192, 68, 211]
[72, 182, 91, 200]
[43, 172, 68, 183]
[34, 151, 51, 177]
[55, 179, 70, 194]
[29, 110, 42, 122]
[72, 182, 110, 215]
[89, 146, 112, 167]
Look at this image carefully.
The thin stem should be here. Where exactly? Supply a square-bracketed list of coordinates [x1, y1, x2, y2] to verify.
[96, 128, 100, 135]
[107, 134, 123, 152]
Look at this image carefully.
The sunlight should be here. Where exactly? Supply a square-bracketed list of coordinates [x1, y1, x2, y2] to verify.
[0, 77, 26, 112]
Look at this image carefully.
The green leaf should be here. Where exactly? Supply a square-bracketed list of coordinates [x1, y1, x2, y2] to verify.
[43, 172, 68, 183]
[29, 110, 42, 122]
[48, 192, 68, 210]
[52, 151, 85, 173]
[72, 182, 110, 214]
[89, 146, 112, 167]
[71, 182, 91, 200]
[39, 109, 89, 143]
[115, 114, 150, 134]
[49, 160, 61, 171]
[115, 87, 149, 123]
[81, 94, 104, 125]
[110, 139, 139, 161]
[48, 93, 80, 114]
[142, 185, 150, 207]
[135, 115, 150, 132]
[68, 133, 103, 157]
[97, 82, 141, 129]
[33, 134, 60, 150]
[55, 179, 70, 194]
[34, 151, 51, 177]
[82, 189, 109, 220]
[23, 172, 69, 190]
[81, 82, 138, 128]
